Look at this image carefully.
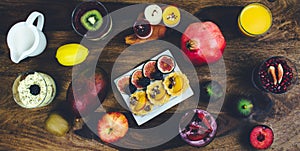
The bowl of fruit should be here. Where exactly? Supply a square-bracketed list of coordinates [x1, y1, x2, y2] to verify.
[71, 0, 112, 40]
[252, 56, 298, 94]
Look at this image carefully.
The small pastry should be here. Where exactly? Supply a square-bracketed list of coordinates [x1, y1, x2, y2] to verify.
[163, 72, 189, 96]
[162, 6, 181, 27]
[146, 80, 170, 106]
[144, 4, 163, 25]
[129, 91, 153, 116]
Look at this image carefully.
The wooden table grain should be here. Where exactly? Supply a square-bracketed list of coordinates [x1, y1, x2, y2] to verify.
[0, 0, 300, 150]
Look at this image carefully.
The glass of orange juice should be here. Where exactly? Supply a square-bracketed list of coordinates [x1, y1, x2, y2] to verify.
[238, 3, 272, 37]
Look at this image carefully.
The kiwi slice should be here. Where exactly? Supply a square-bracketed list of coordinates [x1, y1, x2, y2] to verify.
[80, 9, 103, 31]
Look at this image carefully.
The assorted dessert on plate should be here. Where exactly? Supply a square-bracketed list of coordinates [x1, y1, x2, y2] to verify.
[115, 50, 193, 125]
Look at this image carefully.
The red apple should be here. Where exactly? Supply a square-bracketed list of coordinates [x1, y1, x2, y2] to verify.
[181, 21, 226, 66]
[97, 112, 129, 143]
[67, 68, 109, 118]
[250, 125, 274, 150]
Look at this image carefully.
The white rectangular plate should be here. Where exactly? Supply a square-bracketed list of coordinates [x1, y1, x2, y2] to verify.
[114, 50, 194, 126]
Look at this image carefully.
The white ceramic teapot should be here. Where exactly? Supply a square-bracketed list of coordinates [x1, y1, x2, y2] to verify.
[7, 11, 47, 63]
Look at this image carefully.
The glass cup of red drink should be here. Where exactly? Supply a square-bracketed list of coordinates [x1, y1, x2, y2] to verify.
[179, 109, 217, 147]
[133, 19, 153, 39]
[252, 56, 298, 94]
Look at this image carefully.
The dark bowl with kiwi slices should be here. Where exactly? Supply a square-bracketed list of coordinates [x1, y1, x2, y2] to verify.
[71, 0, 112, 40]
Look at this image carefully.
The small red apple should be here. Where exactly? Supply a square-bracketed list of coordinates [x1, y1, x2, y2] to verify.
[67, 68, 109, 118]
[250, 125, 274, 150]
[181, 21, 226, 66]
[97, 112, 129, 143]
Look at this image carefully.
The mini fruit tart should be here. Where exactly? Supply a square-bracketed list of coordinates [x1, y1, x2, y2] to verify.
[146, 80, 170, 106]
[163, 72, 189, 97]
[129, 91, 153, 116]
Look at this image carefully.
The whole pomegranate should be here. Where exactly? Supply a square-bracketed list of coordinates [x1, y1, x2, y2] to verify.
[181, 21, 226, 66]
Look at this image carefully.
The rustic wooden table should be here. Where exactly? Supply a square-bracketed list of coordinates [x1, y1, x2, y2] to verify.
[0, 0, 300, 150]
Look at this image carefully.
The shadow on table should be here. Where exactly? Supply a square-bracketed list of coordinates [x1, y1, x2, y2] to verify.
[194, 6, 244, 40]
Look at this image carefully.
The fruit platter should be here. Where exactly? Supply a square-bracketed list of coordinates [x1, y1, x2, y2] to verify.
[0, 0, 300, 151]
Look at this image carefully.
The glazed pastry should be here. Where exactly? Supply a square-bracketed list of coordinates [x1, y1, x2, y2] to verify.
[162, 6, 181, 27]
[129, 91, 153, 116]
[144, 4, 162, 25]
[163, 72, 189, 96]
[12, 71, 56, 108]
[146, 80, 170, 106]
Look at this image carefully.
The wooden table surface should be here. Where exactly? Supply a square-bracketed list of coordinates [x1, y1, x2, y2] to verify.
[0, 0, 300, 150]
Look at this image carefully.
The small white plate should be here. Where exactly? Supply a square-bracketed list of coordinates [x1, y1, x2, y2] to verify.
[114, 50, 194, 126]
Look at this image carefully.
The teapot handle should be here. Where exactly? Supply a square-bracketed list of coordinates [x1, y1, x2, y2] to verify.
[26, 11, 44, 31]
